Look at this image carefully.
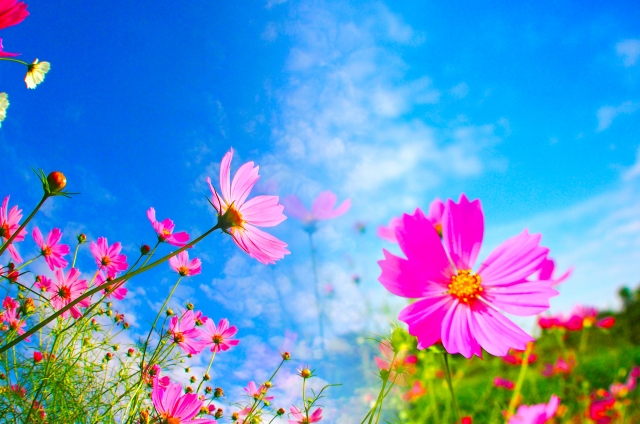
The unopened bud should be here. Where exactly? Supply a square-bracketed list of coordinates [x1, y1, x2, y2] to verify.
[277, 408, 285, 416]
[127, 348, 135, 357]
[205, 386, 212, 394]
[105, 353, 113, 361]
[214, 387, 224, 398]
[78, 233, 87, 244]
[190, 376, 196, 383]
[231, 412, 239, 421]
[106, 310, 113, 317]
[166, 308, 174, 316]
[282, 351, 291, 361]
[264, 381, 272, 388]
[185, 386, 193, 393]
[186, 302, 194, 310]
[203, 373, 210, 381]
[185, 367, 191, 373]
[140, 244, 151, 255]
[215, 408, 224, 419]
[20, 298, 35, 315]
[299, 367, 312, 379]
[123, 322, 130, 329]
[47, 171, 67, 193]
[112, 344, 119, 351]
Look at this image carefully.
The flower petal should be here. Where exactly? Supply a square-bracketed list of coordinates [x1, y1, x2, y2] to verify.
[442, 194, 484, 270]
[398, 295, 451, 350]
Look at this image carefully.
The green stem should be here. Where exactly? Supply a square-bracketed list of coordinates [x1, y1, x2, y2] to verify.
[196, 351, 216, 393]
[442, 353, 462, 424]
[0, 224, 219, 354]
[71, 242, 82, 268]
[0, 57, 29, 66]
[579, 326, 590, 353]
[508, 342, 534, 416]
[0, 195, 49, 258]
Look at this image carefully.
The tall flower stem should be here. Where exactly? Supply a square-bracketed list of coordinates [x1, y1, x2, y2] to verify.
[579, 326, 590, 353]
[442, 353, 462, 424]
[196, 351, 216, 393]
[0, 224, 219, 354]
[307, 231, 325, 356]
[508, 342, 534, 416]
[0, 194, 48, 258]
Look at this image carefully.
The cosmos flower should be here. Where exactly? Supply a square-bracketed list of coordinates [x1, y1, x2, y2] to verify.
[199, 318, 239, 353]
[288, 406, 322, 424]
[206, 148, 288, 265]
[169, 310, 204, 355]
[378, 194, 558, 358]
[24, 59, 50, 89]
[169, 251, 201, 277]
[283, 190, 350, 232]
[151, 374, 217, 424]
[0, 196, 27, 263]
[494, 377, 515, 390]
[49, 268, 90, 319]
[402, 381, 427, 402]
[374, 340, 417, 385]
[541, 355, 575, 378]
[588, 392, 616, 424]
[0, 0, 29, 30]
[95, 270, 127, 300]
[90, 237, 128, 275]
[32, 227, 70, 270]
[147, 207, 190, 246]
[244, 381, 274, 402]
[378, 199, 444, 243]
[34, 275, 52, 292]
[1, 295, 26, 336]
[508, 394, 559, 424]
[0, 92, 8, 124]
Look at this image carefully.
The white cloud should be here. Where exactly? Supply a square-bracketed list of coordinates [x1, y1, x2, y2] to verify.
[450, 82, 469, 99]
[596, 100, 639, 132]
[616, 39, 640, 67]
[624, 145, 640, 181]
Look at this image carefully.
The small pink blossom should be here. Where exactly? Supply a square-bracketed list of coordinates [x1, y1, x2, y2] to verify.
[0, 196, 27, 263]
[147, 207, 190, 246]
[542, 355, 575, 377]
[494, 377, 515, 390]
[32, 227, 70, 270]
[35, 275, 52, 292]
[374, 340, 417, 385]
[596, 316, 615, 329]
[151, 373, 216, 424]
[378, 199, 444, 243]
[283, 190, 350, 231]
[1, 295, 26, 336]
[206, 148, 288, 265]
[402, 380, 428, 402]
[95, 270, 127, 300]
[508, 394, 559, 424]
[378, 194, 558, 358]
[288, 406, 322, 424]
[169, 251, 201, 277]
[244, 381, 274, 402]
[169, 310, 204, 355]
[49, 268, 91, 319]
[199, 318, 239, 353]
[90, 237, 128, 274]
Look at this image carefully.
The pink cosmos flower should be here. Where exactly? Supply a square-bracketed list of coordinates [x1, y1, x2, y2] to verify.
[1, 295, 26, 336]
[95, 270, 127, 300]
[244, 381, 274, 402]
[0, 196, 27, 263]
[596, 316, 615, 329]
[402, 380, 427, 402]
[199, 318, 239, 353]
[49, 268, 90, 319]
[508, 394, 559, 424]
[206, 148, 288, 265]
[288, 406, 322, 424]
[169, 251, 201, 277]
[169, 310, 204, 355]
[378, 194, 558, 358]
[0, 0, 28, 30]
[494, 377, 515, 390]
[147, 207, 190, 246]
[35, 275, 52, 292]
[541, 355, 575, 377]
[32, 227, 70, 270]
[378, 199, 444, 243]
[283, 191, 350, 231]
[588, 392, 616, 424]
[90, 237, 128, 274]
[374, 340, 417, 385]
[563, 305, 598, 331]
[609, 366, 639, 398]
[537, 257, 572, 286]
[151, 374, 217, 424]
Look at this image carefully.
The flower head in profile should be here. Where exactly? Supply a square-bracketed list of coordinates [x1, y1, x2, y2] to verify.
[206, 148, 288, 265]
[1, 295, 26, 336]
[34, 275, 52, 292]
[90, 237, 128, 274]
[378, 199, 444, 243]
[49, 268, 90, 319]
[32, 227, 70, 270]
[283, 190, 350, 232]
[374, 340, 417, 385]
[147, 207, 190, 246]
[199, 318, 239, 353]
[169, 251, 201, 277]
[95, 271, 127, 300]
[244, 381, 274, 402]
[508, 394, 559, 424]
[169, 310, 204, 355]
[25, 59, 50, 89]
[288, 406, 322, 424]
[151, 373, 217, 424]
[378, 194, 558, 358]
[0, 196, 27, 263]
[0, 0, 29, 30]
[0, 92, 8, 125]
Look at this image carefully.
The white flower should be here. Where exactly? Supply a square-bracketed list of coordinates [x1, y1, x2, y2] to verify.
[0, 93, 8, 126]
[25, 59, 51, 89]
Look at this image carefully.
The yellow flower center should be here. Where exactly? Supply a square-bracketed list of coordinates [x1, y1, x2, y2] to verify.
[0, 222, 10, 238]
[57, 286, 71, 300]
[42, 246, 52, 256]
[212, 335, 223, 345]
[177, 266, 189, 277]
[218, 204, 245, 231]
[434, 223, 443, 237]
[162, 228, 172, 236]
[101, 256, 111, 266]
[448, 270, 483, 303]
[173, 333, 185, 344]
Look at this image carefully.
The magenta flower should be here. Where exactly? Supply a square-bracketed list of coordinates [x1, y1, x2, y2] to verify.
[169, 251, 201, 277]
[508, 394, 559, 424]
[537, 257, 572, 286]
[35, 275, 52, 292]
[95, 271, 127, 300]
[90, 237, 128, 274]
[147, 207, 190, 247]
[244, 381, 274, 402]
[49, 268, 90, 319]
[32, 227, 70, 270]
[169, 310, 204, 355]
[206, 148, 289, 265]
[199, 318, 239, 353]
[377, 216, 403, 243]
[151, 374, 217, 424]
[288, 406, 322, 424]
[378, 194, 558, 358]
[0, 0, 28, 30]
[0, 196, 27, 263]
[378, 199, 444, 243]
[1, 296, 26, 336]
[493, 377, 515, 390]
[283, 190, 350, 231]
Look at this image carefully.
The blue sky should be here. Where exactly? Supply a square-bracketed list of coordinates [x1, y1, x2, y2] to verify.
[1, 0, 640, 420]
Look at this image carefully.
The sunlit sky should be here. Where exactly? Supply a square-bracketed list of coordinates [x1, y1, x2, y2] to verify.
[1, 0, 640, 420]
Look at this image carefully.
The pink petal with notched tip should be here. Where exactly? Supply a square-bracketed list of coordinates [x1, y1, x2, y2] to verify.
[239, 195, 286, 227]
[310, 191, 340, 219]
[231, 224, 289, 265]
[468, 302, 533, 357]
[282, 195, 311, 221]
[441, 302, 482, 358]
[482, 280, 559, 316]
[477, 230, 549, 287]
[206, 177, 222, 213]
[32, 227, 44, 247]
[378, 216, 402, 242]
[230, 161, 260, 206]
[442, 194, 484, 270]
[427, 198, 445, 224]
[399, 295, 451, 349]
[378, 250, 449, 298]
[219, 149, 233, 201]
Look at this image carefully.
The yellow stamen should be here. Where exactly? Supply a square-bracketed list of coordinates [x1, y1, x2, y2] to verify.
[448, 270, 483, 303]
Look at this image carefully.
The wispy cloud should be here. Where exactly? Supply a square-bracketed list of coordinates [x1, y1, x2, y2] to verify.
[616, 39, 640, 67]
[596, 100, 639, 132]
[624, 145, 640, 181]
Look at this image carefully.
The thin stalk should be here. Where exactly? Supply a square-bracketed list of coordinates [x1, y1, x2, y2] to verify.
[0, 194, 48, 258]
[307, 231, 324, 356]
[508, 342, 534, 416]
[196, 351, 216, 393]
[0, 57, 29, 66]
[579, 326, 590, 353]
[0, 224, 219, 354]
[71, 242, 82, 268]
[442, 353, 462, 424]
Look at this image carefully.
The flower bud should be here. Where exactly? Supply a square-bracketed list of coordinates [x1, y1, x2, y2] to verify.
[127, 348, 135, 357]
[0, 373, 5, 380]
[277, 408, 285, 416]
[215, 408, 224, 419]
[205, 386, 212, 394]
[112, 344, 119, 351]
[105, 353, 113, 361]
[123, 322, 130, 329]
[47, 171, 67, 192]
[139, 410, 150, 424]
[231, 412, 239, 421]
[20, 298, 35, 315]
[203, 373, 210, 381]
[166, 308, 174, 316]
[34, 351, 43, 363]
[186, 386, 193, 393]
[214, 387, 224, 398]
[78, 233, 87, 244]
[140, 244, 151, 255]
[299, 367, 312, 379]
[106, 310, 113, 317]
[264, 381, 272, 388]
[190, 376, 196, 383]
[186, 302, 194, 310]
[282, 351, 291, 361]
